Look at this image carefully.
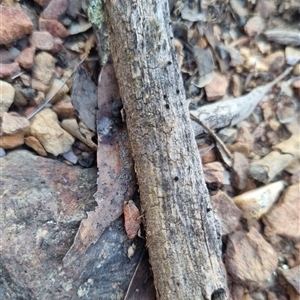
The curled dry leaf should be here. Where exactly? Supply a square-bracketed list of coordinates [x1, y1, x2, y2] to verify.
[84, 33, 96, 55]
[71, 65, 97, 132]
[264, 30, 300, 46]
[124, 200, 141, 239]
[191, 46, 214, 88]
[63, 64, 136, 267]
[191, 66, 294, 136]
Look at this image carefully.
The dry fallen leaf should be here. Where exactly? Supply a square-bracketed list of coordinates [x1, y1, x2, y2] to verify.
[71, 65, 98, 132]
[124, 200, 141, 239]
[63, 64, 136, 267]
[191, 66, 294, 136]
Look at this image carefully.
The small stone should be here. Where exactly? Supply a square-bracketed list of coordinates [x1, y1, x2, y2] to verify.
[286, 47, 300, 66]
[218, 128, 237, 144]
[2, 112, 30, 134]
[245, 56, 269, 72]
[32, 91, 45, 105]
[0, 48, 13, 63]
[66, 0, 81, 18]
[15, 47, 36, 69]
[39, 18, 69, 38]
[20, 87, 36, 100]
[211, 191, 242, 235]
[42, 0, 68, 20]
[198, 142, 216, 164]
[204, 72, 229, 101]
[127, 243, 136, 259]
[0, 62, 21, 78]
[52, 96, 75, 119]
[62, 148, 78, 164]
[263, 50, 285, 72]
[61, 16, 72, 27]
[202, 162, 224, 189]
[231, 74, 242, 97]
[78, 154, 95, 168]
[0, 80, 15, 112]
[0, 131, 25, 149]
[255, 0, 276, 19]
[251, 292, 267, 300]
[233, 180, 286, 220]
[68, 17, 93, 35]
[30, 31, 54, 51]
[263, 183, 300, 240]
[20, 74, 31, 86]
[244, 16, 265, 37]
[0, 147, 6, 157]
[24, 136, 47, 157]
[230, 284, 245, 300]
[232, 152, 249, 190]
[292, 79, 300, 98]
[0, 5, 34, 44]
[45, 78, 69, 104]
[9, 48, 21, 59]
[225, 227, 278, 289]
[276, 93, 297, 124]
[52, 37, 65, 53]
[293, 63, 300, 76]
[74, 143, 93, 156]
[28, 108, 74, 156]
[256, 41, 271, 55]
[281, 265, 300, 294]
[236, 126, 254, 150]
[292, 79, 300, 89]
[32, 51, 55, 92]
[228, 142, 251, 157]
[267, 292, 277, 300]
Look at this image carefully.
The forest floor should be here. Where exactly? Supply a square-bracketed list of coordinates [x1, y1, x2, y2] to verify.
[0, 0, 299, 299]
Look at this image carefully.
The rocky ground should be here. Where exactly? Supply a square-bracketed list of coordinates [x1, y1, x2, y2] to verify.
[0, 0, 299, 299]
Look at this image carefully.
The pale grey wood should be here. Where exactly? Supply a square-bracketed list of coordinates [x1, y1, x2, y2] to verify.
[103, 1, 228, 299]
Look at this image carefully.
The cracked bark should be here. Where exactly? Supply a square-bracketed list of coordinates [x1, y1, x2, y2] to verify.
[105, 1, 228, 299]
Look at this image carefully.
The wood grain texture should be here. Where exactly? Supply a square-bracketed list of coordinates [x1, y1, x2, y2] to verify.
[105, 0, 228, 299]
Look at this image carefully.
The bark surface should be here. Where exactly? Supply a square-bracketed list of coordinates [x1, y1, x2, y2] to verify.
[105, 1, 228, 299]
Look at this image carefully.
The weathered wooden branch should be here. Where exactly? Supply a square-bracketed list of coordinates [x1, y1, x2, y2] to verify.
[105, 1, 228, 299]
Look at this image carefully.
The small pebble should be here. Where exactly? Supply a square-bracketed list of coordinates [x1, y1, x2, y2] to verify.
[0, 147, 6, 157]
[62, 149, 79, 164]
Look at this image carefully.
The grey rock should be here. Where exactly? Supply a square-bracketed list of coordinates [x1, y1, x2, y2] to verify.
[0, 150, 145, 299]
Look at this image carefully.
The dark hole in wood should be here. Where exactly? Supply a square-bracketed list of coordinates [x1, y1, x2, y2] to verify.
[165, 104, 170, 109]
[176, 89, 180, 94]
[211, 288, 226, 300]
[174, 176, 179, 181]
[167, 61, 172, 65]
